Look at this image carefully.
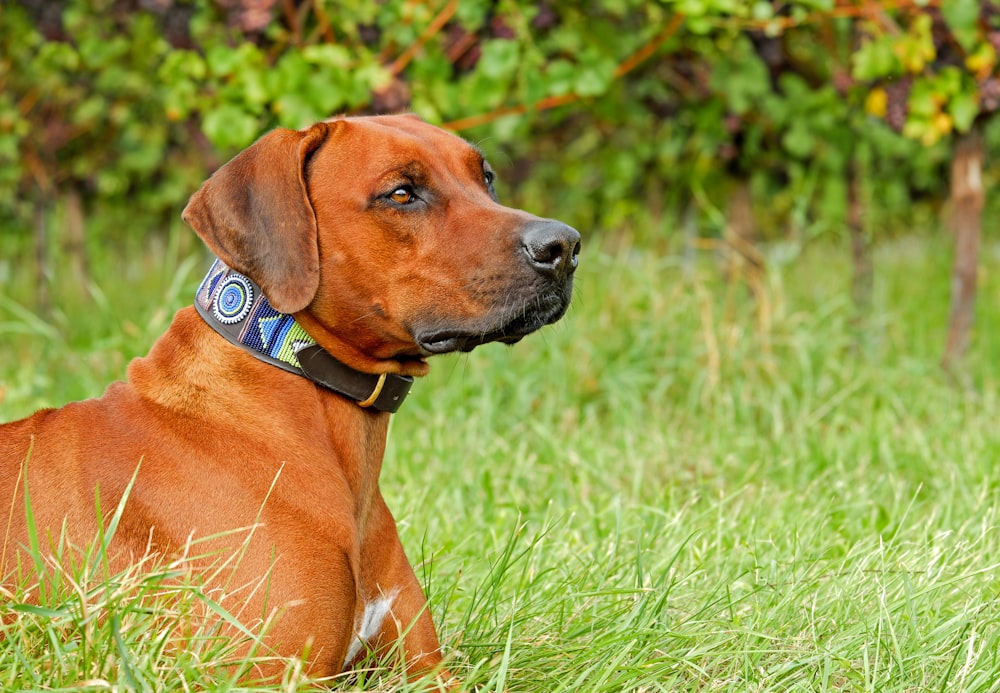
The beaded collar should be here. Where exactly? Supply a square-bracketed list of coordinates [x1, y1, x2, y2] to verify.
[194, 259, 412, 413]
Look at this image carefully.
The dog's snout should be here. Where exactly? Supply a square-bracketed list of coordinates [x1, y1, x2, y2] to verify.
[521, 220, 581, 277]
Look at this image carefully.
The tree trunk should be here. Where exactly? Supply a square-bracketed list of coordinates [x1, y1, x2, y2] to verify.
[942, 129, 984, 372]
[723, 178, 764, 285]
[33, 199, 50, 316]
[848, 144, 872, 330]
[681, 199, 698, 278]
[722, 178, 771, 354]
[64, 187, 90, 296]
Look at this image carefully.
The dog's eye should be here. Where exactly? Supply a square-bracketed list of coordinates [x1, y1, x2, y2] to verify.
[389, 186, 416, 205]
[483, 170, 495, 188]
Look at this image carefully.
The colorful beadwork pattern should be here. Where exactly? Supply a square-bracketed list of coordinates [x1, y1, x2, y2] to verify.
[196, 259, 317, 372]
[194, 257, 414, 413]
[212, 275, 254, 324]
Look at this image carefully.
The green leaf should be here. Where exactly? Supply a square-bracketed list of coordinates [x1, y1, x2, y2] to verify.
[202, 103, 260, 150]
[949, 90, 979, 132]
[574, 65, 613, 97]
[710, 40, 770, 115]
[545, 60, 577, 97]
[479, 40, 521, 80]
[158, 50, 206, 83]
[575, 51, 617, 98]
[11, 603, 72, 619]
[301, 44, 353, 70]
[675, 0, 708, 16]
[907, 81, 939, 119]
[274, 92, 324, 129]
[851, 36, 899, 81]
[941, 0, 981, 52]
[936, 66, 963, 96]
[522, 67, 549, 107]
[751, 1, 773, 20]
[354, 61, 392, 93]
[782, 124, 815, 158]
[206, 44, 264, 77]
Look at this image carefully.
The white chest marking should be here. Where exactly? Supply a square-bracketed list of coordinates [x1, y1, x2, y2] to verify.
[343, 589, 399, 669]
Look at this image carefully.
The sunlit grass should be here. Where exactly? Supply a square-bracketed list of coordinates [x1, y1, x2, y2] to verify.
[1, 227, 999, 690]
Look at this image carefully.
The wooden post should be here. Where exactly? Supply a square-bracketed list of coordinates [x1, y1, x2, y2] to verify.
[942, 129, 984, 372]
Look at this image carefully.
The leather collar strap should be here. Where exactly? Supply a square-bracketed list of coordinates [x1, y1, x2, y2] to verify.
[194, 259, 412, 413]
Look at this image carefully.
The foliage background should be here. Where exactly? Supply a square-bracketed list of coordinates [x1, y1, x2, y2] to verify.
[2, 0, 999, 249]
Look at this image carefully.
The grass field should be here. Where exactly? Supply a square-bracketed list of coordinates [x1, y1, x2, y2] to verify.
[1, 226, 999, 691]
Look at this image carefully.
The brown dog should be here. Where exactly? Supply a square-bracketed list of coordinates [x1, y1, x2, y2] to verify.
[0, 115, 579, 682]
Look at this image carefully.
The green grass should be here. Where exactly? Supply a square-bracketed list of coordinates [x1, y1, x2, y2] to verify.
[1, 227, 999, 691]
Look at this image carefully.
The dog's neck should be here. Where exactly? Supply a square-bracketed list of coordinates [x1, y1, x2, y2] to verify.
[194, 259, 413, 413]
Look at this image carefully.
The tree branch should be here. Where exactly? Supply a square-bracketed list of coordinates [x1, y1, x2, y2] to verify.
[389, 0, 459, 77]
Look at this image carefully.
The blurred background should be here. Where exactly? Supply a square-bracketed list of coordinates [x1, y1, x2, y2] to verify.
[0, 0, 997, 392]
[3, 6, 1000, 688]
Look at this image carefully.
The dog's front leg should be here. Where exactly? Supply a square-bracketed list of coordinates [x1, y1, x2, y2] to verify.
[346, 492, 453, 683]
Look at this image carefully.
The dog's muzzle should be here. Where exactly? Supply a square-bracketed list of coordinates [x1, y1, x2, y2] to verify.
[415, 220, 580, 355]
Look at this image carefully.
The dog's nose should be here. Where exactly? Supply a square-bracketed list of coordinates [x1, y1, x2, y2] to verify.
[521, 220, 581, 278]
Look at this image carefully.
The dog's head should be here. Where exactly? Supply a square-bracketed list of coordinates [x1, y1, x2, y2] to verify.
[183, 115, 580, 377]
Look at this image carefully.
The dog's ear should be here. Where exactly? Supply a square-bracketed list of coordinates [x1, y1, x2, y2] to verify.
[183, 122, 333, 313]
